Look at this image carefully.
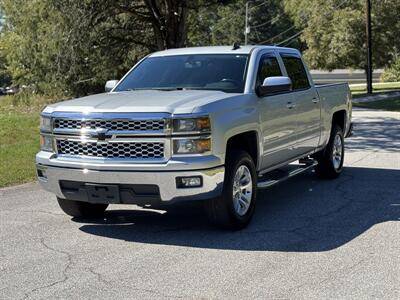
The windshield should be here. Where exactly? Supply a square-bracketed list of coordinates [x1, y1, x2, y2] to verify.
[115, 54, 249, 93]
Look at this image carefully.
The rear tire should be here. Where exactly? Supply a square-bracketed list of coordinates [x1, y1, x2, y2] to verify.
[205, 150, 257, 230]
[315, 125, 345, 179]
[57, 197, 108, 218]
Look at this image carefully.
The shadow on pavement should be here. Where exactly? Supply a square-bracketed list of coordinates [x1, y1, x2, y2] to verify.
[78, 166, 400, 252]
[347, 114, 400, 153]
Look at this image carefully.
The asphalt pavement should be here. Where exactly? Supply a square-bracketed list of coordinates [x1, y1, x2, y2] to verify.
[1, 109, 399, 299]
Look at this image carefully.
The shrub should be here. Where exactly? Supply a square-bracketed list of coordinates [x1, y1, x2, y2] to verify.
[381, 58, 400, 82]
[0, 91, 66, 114]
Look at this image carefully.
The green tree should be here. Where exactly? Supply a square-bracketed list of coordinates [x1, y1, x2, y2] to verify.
[0, 7, 5, 30]
[0, 0, 233, 96]
[1, 0, 54, 91]
[188, 0, 299, 48]
[284, 0, 400, 70]
[118, 1, 231, 50]
[0, 7, 11, 87]
[0, 45, 11, 88]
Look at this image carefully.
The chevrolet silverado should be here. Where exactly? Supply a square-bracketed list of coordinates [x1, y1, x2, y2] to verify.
[36, 45, 352, 229]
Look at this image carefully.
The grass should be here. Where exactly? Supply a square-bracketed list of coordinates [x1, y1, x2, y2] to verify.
[0, 93, 59, 188]
[353, 97, 400, 112]
[350, 81, 400, 95]
[0, 112, 40, 187]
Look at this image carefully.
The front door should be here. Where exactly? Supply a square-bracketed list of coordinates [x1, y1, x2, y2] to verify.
[280, 54, 321, 155]
[257, 53, 299, 170]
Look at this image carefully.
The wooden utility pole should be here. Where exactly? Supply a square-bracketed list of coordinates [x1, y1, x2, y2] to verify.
[366, 0, 373, 94]
[245, 2, 249, 45]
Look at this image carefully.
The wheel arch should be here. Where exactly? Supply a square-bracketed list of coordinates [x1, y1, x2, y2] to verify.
[225, 131, 260, 169]
[331, 109, 347, 131]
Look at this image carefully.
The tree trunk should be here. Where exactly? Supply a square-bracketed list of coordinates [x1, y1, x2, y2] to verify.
[144, 0, 188, 50]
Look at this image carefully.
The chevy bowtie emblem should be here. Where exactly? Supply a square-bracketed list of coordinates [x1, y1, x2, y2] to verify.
[90, 128, 110, 141]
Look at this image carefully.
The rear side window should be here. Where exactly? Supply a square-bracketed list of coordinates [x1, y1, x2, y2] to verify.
[256, 55, 282, 87]
[281, 55, 310, 90]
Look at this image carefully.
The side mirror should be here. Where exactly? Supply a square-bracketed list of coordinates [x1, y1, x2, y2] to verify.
[105, 80, 119, 92]
[256, 76, 292, 97]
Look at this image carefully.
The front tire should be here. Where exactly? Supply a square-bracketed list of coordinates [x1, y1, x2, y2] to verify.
[315, 125, 345, 179]
[57, 197, 108, 218]
[205, 150, 257, 230]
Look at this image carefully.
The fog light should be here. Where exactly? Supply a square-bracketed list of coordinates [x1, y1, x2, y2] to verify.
[37, 165, 47, 179]
[176, 176, 203, 188]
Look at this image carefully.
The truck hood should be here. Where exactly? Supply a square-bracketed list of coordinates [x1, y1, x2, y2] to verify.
[44, 90, 236, 115]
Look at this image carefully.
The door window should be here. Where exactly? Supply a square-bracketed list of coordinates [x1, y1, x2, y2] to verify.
[281, 55, 310, 90]
[256, 55, 282, 87]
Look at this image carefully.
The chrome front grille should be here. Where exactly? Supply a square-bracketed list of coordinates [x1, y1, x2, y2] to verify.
[56, 139, 165, 159]
[51, 113, 170, 161]
[53, 118, 166, 131]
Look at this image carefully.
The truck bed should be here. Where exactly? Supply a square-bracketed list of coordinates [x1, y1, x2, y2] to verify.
[315, 82, 351, 109]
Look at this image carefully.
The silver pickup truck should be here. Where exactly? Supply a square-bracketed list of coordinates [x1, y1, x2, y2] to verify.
[36, 45, 352, 229]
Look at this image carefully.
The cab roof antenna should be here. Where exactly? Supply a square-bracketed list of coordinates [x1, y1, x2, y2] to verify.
[232, 42, 241, 50]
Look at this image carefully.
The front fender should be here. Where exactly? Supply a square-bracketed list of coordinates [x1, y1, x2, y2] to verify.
[199, 95, 261, 167]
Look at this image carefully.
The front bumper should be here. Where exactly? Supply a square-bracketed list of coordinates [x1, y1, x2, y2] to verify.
[36, 163, 224, 205]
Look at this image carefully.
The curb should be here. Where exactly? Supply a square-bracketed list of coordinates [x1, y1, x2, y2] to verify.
[0, 181, 38, 192]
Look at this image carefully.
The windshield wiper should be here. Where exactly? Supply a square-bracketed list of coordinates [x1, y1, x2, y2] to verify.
[151, 87, 184, 91]
[151, 87, 207, 91]
[122, 88, 142, 91]
[153, 87, 208, 91]
[122, 87, 182, 92]
[122, 87, 210, 92]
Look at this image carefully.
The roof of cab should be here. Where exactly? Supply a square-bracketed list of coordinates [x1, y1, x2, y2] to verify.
[149, 45, 299, 57]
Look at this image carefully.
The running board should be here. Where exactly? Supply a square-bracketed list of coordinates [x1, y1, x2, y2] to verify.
[257, 159, 318, 189]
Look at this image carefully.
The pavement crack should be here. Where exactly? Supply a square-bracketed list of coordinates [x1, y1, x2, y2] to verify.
[22, 238, 73, 299]
[88, 267, 111, 285]
[86, 268, 185, 298]
[347, 151, 376, 166]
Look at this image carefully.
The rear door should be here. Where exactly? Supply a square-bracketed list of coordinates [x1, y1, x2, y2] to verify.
[257, 52, 298, 170]
[279, 53, 321, 155]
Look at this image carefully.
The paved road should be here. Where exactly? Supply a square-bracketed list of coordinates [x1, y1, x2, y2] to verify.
[310, 69, 383, 84]
[1, 109, 399, 299]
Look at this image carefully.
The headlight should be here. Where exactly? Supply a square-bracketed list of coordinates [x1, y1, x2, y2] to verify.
[172, 116, 211, 133]
[40, 116, 52, 132]
[40, 134, 53, 152]
[173, 138, 211, 154]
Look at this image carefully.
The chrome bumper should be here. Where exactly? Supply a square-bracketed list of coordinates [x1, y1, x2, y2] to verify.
[36, 164, 224, 203]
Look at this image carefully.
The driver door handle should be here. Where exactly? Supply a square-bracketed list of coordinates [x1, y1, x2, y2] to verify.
[312, 97, 319, 103]
[286, 102, 296, 109]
